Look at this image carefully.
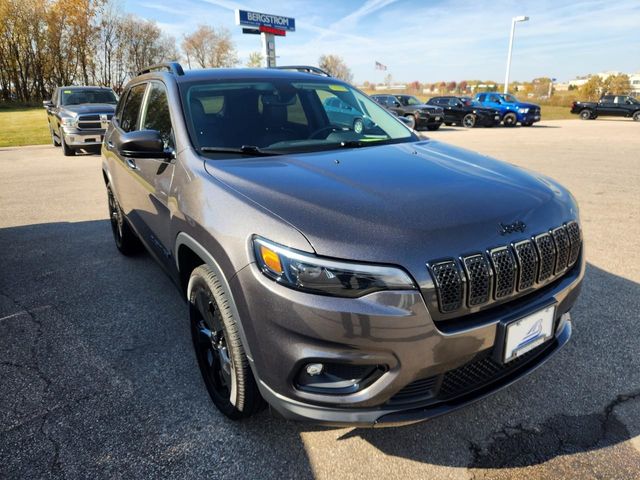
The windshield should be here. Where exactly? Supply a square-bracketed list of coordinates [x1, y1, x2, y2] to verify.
[182, 79, 417, 155]
[401, 96, 422, 106]
[61, 88, 117, 105]
[500, 94, 520, 103]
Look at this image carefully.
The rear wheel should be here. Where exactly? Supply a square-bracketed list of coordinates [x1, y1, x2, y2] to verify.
[633, 111, 640, 122]
[189, 265, 264, 419]
[404, 114, 416, 129]
[580, 109, 592, 120]
[462, 114, 476, 128]
[107, 183, 142, 255]
[60, 129, 75, 156]
[503, 112, 517, 127]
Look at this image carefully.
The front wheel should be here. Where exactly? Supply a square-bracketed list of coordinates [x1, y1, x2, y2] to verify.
[580, 109, 592, 120]
[633, 111, 640, 122]
[107, 183, 142, 255]
[462, 114, 476, 128]
[404, 114, 417, 129]
[503, 112, 517, 127]
[60, 129, 75, 156]
[189, 265, 264, 419]
[50, 126, 61, 147]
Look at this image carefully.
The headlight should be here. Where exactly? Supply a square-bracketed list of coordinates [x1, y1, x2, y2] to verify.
[60, 116, 78, 127]
[253, 236, 416, 297]
[518, 107, 529, 114]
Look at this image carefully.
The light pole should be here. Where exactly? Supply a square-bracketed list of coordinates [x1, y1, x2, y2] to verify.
[504, 16, 529, 94]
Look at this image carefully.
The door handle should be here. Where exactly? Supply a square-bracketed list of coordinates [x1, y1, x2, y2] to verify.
[126, 158, 138, 170]
[107, 141, 114, 149]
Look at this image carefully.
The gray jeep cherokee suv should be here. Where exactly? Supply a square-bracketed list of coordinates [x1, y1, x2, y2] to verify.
[102, 62, 584, 427]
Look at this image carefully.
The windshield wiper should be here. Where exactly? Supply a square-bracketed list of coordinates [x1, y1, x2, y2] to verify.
[199, 145, 284, 156]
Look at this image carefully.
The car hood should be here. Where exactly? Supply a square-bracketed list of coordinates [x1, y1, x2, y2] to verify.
[204, 140, 577, 266]
[62, 103, 116, 114]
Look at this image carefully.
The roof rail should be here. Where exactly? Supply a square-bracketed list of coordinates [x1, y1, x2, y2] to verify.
[272, 65, 331, 77]
[138, 62, 185, 77]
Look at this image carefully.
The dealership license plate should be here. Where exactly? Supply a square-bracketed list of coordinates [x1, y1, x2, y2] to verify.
[504, 305, 555, 363]
[534, 115, 540, 120]
[434, 116, 441, 121]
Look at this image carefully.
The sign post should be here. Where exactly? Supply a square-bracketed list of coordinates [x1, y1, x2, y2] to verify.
[235, 10, 296, 68]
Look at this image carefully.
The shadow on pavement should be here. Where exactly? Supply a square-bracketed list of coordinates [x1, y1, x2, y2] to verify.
[1, 219, 638, 478]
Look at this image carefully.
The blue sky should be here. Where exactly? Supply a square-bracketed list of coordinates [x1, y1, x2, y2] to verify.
[129, 0, 640, 83]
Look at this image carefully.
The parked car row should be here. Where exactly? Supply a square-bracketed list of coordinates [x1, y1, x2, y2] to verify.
[370, 92, 541, 129]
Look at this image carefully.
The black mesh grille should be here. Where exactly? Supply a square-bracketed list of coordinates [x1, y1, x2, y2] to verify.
[438, 341, 553, 400]
[387, 376, 437, 404]
[551, 227, 570, 273]
[513, 240, 538, 290]
[534, 233, 556, 282]
[462, 254, 491, 307]
[566, 221, 581, 266]
[430, 261, 463, 313]
[428, 221, 580, 315]
[489, 247, 517, 299]
[77, 113, 112, 130]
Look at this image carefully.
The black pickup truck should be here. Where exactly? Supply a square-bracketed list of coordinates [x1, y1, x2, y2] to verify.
[571, 95, 640, 121]
[44, 86, 118, 156]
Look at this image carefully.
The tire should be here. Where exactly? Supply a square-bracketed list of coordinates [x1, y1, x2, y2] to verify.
[188, 265, 264, 419]
[404, 114, 417, 129]
[633, 111, 640, 122]
[426, 124, 441, 131]
[107, 183, 142, 255]
[503, 112, 517, 127]
[579, 109, 592, 120]
[462, 113, 476, 128]
[60, 129, 75, 156]
[50, 126, 61, 147]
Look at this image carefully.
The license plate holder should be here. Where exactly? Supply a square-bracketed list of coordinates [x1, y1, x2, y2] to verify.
[502, 304, 555, 363]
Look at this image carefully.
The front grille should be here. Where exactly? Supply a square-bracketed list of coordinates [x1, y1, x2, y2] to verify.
[551, 227, 570, 274]
[438, 340, 553, 400]
[388, 340, 555, 405]
[534, 233, 556, 282]
[77, 113, 112, 130]
[566, 221, 581, 266]
[428, 221, 581, 315]
[387, 376, 437, 405]
[489, 247, 517, 299]
[462, 254, 491, 306]
[513, 240, 538, 290]
[430, 261, 463, 313]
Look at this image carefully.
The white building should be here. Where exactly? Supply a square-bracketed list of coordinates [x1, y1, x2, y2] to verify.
[560, 71, 640, 95]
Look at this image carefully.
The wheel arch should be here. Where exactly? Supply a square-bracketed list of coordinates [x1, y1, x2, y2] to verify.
[175, 232, 256, 364]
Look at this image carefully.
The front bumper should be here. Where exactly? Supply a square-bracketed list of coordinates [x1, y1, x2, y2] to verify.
[62, 128, 106, 147]
[230, 251, 584, 427]
[517, 111, 542, 124]
[416, 112, 444, 128]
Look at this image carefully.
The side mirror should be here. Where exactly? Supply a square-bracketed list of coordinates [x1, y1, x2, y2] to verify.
[43, 100, 53, 109]
[118, 130, 173, 159]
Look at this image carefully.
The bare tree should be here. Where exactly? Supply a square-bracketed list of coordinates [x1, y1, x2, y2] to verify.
[318, 54, 353, 83]
[182, 25, 238, 69]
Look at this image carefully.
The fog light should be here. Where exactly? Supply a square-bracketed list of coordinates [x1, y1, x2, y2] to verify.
[306, 363, 324, 376]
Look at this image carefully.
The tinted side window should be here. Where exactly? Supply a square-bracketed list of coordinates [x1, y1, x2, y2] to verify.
[601, 95, 614, 103]
[120, 83, 147, 132]
[142, 82, 174, 149]
[478, 94, 486, 102]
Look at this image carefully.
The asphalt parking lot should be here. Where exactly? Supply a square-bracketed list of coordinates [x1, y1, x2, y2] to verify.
[1, 119, 639, 479]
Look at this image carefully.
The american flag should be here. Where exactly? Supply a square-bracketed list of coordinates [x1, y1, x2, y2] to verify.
[375, 61, 387, 71]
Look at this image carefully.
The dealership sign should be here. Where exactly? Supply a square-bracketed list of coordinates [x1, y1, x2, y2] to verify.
[235, 10, 296, 32]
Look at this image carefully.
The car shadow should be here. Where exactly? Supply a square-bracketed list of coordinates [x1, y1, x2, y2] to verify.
[310, 263, 640, 472]
[1, 219, 638, 477]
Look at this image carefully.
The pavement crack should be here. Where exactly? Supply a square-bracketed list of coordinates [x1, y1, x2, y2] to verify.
[467, 389, 640, 471]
